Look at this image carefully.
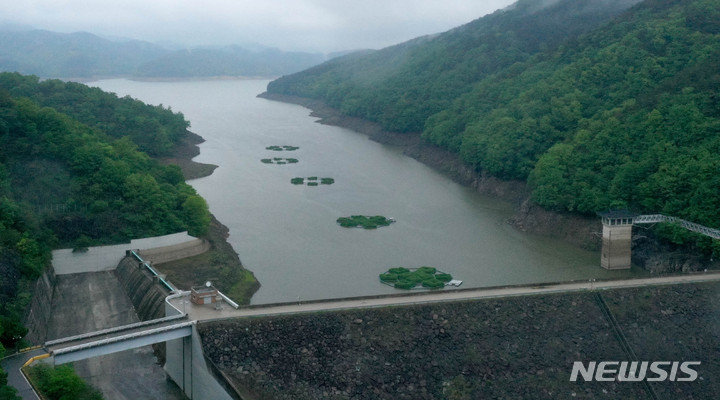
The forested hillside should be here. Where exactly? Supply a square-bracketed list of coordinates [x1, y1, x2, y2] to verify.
[1, 73, 189, 156]
[266, 0, 720, 255]
[268, 0, 643, 132]
[0, 73, 212, 397]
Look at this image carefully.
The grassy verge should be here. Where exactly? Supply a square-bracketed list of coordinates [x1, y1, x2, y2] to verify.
[24, 363, 103, 400]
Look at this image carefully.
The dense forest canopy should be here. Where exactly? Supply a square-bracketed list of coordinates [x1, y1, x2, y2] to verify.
[0, 74, 189, 156]
[0, 73, 211, 397]
[267, 0, 720, 255]
[0, 71, 212, 259]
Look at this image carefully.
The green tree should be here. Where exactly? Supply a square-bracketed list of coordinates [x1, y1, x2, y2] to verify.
[15, 235, 48, 278]
[181, 195, 211, 237]
[28, 364, 102, 400]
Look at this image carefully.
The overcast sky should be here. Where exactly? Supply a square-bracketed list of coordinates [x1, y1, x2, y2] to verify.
[2, 0, 517, 53]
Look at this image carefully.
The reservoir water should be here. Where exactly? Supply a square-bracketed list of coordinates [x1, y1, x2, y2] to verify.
[93, 79, 638, 304]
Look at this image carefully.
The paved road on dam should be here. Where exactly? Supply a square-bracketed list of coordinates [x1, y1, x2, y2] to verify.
[174, 270, 720, 321]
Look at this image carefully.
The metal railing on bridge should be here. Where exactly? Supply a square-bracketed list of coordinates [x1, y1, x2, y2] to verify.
[47, 319, 194, 365]
[45, 314, 187, 348]
[633, 214, 720, 240]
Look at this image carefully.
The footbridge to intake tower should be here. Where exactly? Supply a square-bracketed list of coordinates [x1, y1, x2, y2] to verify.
[599, 211, 720, 270]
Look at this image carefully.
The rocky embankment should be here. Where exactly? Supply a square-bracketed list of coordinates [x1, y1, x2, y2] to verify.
[199, 281, 720, 399]
[257, 92, 716, 272]
[158, 129, 218, 180]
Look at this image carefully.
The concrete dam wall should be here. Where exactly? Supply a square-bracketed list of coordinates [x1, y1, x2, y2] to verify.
[24, 257, 176, 345]
[21, 234, 204, 400]
[115, 256, 171, 322]
[23, 263, 186, 399]
[197, 282, 720, 400]
[25, 231, 204, 343]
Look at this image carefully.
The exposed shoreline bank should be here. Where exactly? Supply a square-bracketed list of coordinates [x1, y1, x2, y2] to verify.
[257, 92, 599, 249]
[155, 129, 260, 304]
[257, 91, 718, 273]
[157, 129, 219, 180]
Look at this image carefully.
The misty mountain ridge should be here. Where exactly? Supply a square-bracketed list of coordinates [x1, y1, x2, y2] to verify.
[1, 0, 630, 80]
[269, 0, 646, 132]
[0, 28, 329, 79]
[133, 45, 329, 79]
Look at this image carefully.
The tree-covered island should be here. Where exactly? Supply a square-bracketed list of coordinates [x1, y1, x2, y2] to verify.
[379, 266, 453, 290]
[336, 215, 395, 229]
[290, 176, 335, 185]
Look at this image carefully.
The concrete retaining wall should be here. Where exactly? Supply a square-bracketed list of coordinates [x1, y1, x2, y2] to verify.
[51, 232, 204, 275]
[23, 266, 57, 345]
[165, 298, 236, 400]
[138, 238, 210, 266]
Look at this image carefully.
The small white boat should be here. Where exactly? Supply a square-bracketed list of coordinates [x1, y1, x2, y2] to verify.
[447, 279, 463, 287]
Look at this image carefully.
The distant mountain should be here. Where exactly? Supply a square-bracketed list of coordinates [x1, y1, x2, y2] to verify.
[134, 45, 327, 78]
[0, 30, 167, 78]
[0, 29, 327, 78]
